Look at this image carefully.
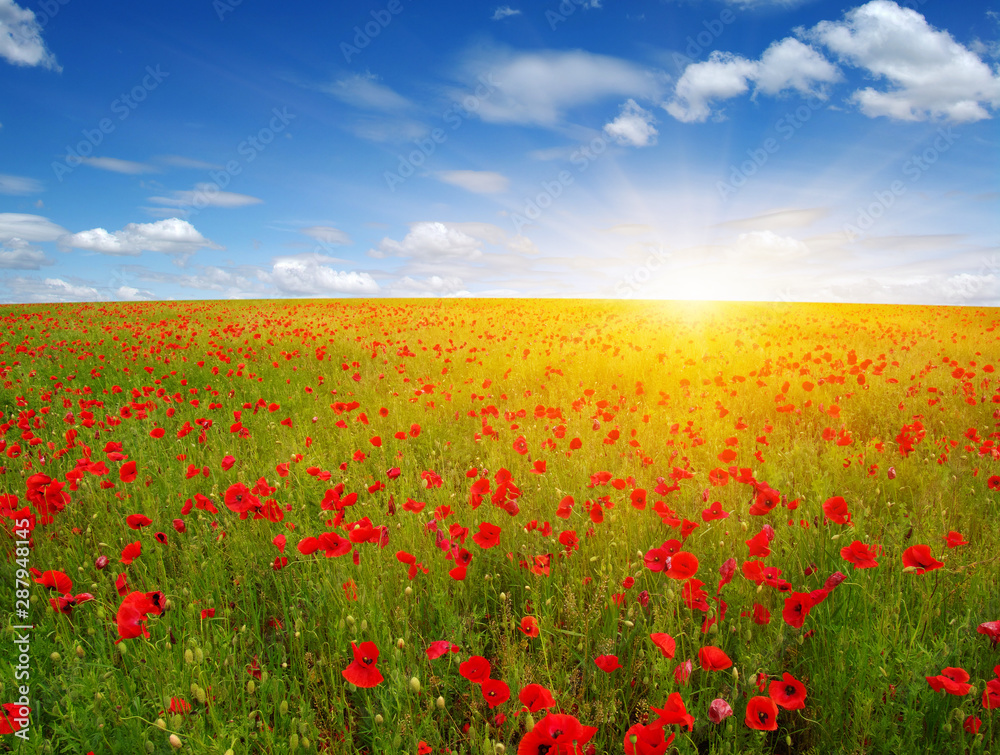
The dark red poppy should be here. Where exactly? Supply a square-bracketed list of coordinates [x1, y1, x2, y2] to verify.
[707, 698, 733, 724]
[50, 592, 94, 614]
[744, 696, 778, 731]
[95, 555, 109, 570]
[342, 641, 383, 688]
[674, 658, 692, 685]
[768, 672, 807, 709]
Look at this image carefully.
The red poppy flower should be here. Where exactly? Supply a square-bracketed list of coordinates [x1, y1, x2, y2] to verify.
[473, 521, 502, 549]
[649, 633, 675, 659]
[342, 641, 383, 688]
[650, 691, 694, 731]
[708, 698, 733, 724]
[221, 455, 236, 471]
[95, 555, 109, 570]
[224, 482, 260, 515]
[33, 569, 72, 593]
[702, 500, 729, 521]
[840, 540, 880, 569]
[745, 696, 779, 731]
[983, 677, 1000, 709]
[120, 541, 142, 565]
[425, 641, 459, 660]
[988, 475, 1000, 491]
[520, 616, 540, 638]
[119, 461, 138, 483]
[115, 591, 157, 643]
[518, 713, 596, 755]
[926, 667, 971, 696]
[513, 436, 528, 455]
[901, 544, 943, 574]
[0, 703, 28, 735]
[624, 721, 674, 755]
[201, 608, 215, 619]
[782, 592, 813, 629]
[964, 715, 982, 734]
[666, 551, 698, 580]
[943, 530, 968, 548]
[769, 672, 807, 709]
[518, 683, 555, 713]
[745, 530, 771, 558]
[482, 678, 511, 708]
[49, 592, 95, 614]
[460, 656, 491, 684]
[594, 654, 621, 673]
[822, 496, 852, 525]
[418, 742, 432, 755]
[978, 621, 1000, 648]
[126, 514, 152, 530]
[698, 646, 732, 671]
[644, 547, 669, 573]
[750, 603, 770, 624]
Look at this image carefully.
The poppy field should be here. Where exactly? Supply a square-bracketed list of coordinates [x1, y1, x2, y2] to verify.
[1, 297, 999, 755]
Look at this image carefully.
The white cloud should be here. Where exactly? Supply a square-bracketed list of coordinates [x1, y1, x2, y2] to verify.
[0, 173, 43, 194]
[0, 213, 67, 242]
[4, 277, 102, 303]
[64, 217, 221, 256]
[604, 99, 658, 147]
[77, 157, 158, 174]
[732, 229, 810, 260]
[261, 254, 379, 296]
[387, 275, 469, 296]
[462, 48, 664, 126]
[755, 37, 841, 97]
[666, 39, 837, 122]
[300, 226, 353, 245]
[0, 0, 59, 70]
[323, 72, 413, 111]
[437, 170, 510, 194]
[808, 0, 1000, 122]
[156, 155, 224, 170]
[665, 52, 759, 123]
[0, 238, 52, 269]
[148, 184, 263, 209]
[492, 6, 521, 20]
[370, 221, 484, 261]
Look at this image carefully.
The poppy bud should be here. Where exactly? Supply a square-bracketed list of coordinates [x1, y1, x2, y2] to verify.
[155, 718, 167, 731]
[397, 638, 405, 649]
[169, 734, 182, 749]
[436, 696, 445, 710]
[495, 745, 506, 754]
[525, 713, 535, 731]
[405, 586, 412, 596]
[280, 700, 289, 715]
[375, 714, 383, 724]
[95, 555, 109, 570]
[409, 676, 421, 693]
[76, 645, 85, 658]
[499, 592, 506, 601]
[50, 652, 60, 662]
[247, 680, 256, 694]
[360, 619, 368, 632]
[185, 649, 194, 664]
[288, 734, 299, 753]
[195, 648, 203, 663]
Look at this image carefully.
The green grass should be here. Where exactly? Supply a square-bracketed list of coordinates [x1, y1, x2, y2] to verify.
[0, 298, 998, 754]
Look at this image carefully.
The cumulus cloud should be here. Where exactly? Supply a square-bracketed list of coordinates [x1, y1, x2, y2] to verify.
[0, 213, 67, 242]
[665, 39, 838, 122]
[461, 47, 664, 126]
[260, 254, 379, 296]
[0, 173, 43, 195]
[3, 277, 102, 303]
[808, 0, 1000, 122]
[437, 170, 510, 194]
[604, 99, 658, 147]
[63, 217, 221, 256]
[0, 0, 59, 70]
[0, 237, 52, 269]
[148, 184, 263, 209]
[370, 222, 484, 261]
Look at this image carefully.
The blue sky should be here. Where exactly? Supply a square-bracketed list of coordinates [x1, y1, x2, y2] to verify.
[1, 0, 998, 304]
